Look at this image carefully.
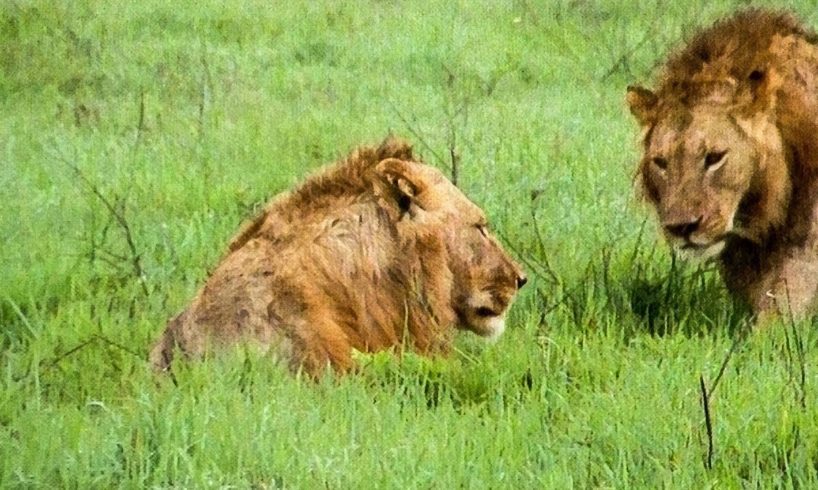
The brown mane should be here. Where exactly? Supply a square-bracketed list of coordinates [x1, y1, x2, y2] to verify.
[227, 138, 414, 253]
[662, 9, 817, 94]
[631, 10, 808, 115]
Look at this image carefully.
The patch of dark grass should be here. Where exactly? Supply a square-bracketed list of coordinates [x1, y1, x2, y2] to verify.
[523, 235, 750, 338]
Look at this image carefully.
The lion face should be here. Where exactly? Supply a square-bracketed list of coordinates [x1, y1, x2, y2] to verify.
[445, 206, 526, 340]
[375, 159, 526, 339]
[627, 85, 791, 260]
[640, 107, 762, 259]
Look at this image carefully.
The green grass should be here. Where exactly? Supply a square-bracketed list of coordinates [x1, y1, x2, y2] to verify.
[2, 0, 817, 487]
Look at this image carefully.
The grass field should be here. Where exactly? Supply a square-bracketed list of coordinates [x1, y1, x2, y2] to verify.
[2, 0, 818, 487]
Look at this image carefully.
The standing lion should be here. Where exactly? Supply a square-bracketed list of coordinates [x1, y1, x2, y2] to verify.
[626, 9, 818, 318]
[150, 137, 526, 376]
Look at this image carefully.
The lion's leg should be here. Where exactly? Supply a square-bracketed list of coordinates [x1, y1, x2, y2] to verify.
[749, 248, 818, 323]
[149, 308, 207, 371]
[770, 253, 818, 319]
[281, 312, 354, 378]
[149, 312, 183, 372]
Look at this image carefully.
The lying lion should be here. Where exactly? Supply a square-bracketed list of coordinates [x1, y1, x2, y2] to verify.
[626, 9, 818, 318]
[150, 137, 526, 376]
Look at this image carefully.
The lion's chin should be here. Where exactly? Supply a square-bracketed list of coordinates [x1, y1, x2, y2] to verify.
[472, 315, 506, 342]
[676, 239, 726, 262]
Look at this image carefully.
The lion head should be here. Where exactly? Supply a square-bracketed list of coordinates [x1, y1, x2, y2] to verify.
[626, 86, 791, 259]
[374, 157, 527, 339]
[624, 10, 803, 260]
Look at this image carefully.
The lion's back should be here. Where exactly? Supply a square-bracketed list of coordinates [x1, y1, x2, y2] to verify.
[150, 238, 296, 370]
[150, 137, 428, 374]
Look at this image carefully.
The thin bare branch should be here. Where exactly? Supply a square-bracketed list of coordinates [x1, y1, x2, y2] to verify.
[134, 87, 145, 148]
[53, 150, 149, 297]
[708, 327, 747, 396]
[387, 98, 446, 165]
[699, 375, 714, 470]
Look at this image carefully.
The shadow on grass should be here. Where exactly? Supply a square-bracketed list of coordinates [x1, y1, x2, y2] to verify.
[624, 256, 751, 336]
[526, 239, 753, 338]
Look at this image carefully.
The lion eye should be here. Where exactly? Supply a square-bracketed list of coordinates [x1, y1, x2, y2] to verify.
[704, 150, 727, 168]
[651, 157, 668, 170]
[476, 224, 488, 237]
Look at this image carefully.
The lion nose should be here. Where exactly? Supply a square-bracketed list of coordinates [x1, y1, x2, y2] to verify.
[516, 274, 527, 290]
[663, 216, 702, 240]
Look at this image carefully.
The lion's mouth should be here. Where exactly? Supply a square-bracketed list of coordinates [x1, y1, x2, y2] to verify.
[474, 306, 500, 318]
[677, 238, 726, 260]
[468, 310, 507, 340]
[458, 284, 522, 340]
[457, 299, 510, 340]
[680, 241, 715, 250]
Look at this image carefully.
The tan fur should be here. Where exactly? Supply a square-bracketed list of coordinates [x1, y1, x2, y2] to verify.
[150, 137, 526, 376]
[626, 9, 818, 317]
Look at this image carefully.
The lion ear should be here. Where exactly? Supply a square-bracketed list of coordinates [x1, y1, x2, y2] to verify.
[626, 85, 658, 126]
[374, 158, 425, 216]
